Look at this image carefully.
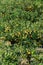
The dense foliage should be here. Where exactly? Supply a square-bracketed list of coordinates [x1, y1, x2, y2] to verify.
[0, 0, 43, 65]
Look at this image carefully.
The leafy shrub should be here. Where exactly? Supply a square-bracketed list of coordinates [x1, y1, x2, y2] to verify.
[0, 0, 43, 65]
